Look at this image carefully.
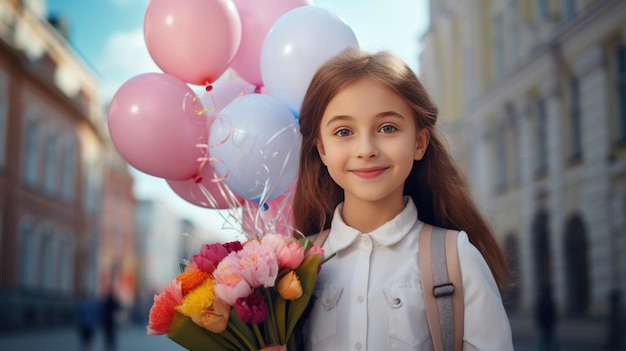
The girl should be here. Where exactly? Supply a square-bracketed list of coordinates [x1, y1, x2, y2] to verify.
[293, 47, 513, 350]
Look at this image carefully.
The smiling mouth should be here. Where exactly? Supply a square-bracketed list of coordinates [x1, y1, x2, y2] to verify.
[351, 167, 388, 179]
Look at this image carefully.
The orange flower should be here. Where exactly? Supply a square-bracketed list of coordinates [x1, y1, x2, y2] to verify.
[197, 297, 231, 333]
[147, 280, 183, 335]
[176, 269, 210, 295]
[277, 270, 303, 300]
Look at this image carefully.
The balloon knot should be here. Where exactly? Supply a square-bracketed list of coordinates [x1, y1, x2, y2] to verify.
[193, 175, 203, 183]
[205, 84, 213, 92]
[254, 85, 263, 94]
[262, 203, 269, 211]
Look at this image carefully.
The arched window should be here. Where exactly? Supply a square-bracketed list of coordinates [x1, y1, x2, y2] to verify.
[22, 110, 41, 186]
[60, 135, 77, 202]
[41, 225, 57, 291]
[563, 214, 589, 316]
[43, 124, 60, 196]
[18, 217, 39, 288]
[503, 233, 521, 310]
[532, 210, 552, 292]
[58, 231, 75, 294]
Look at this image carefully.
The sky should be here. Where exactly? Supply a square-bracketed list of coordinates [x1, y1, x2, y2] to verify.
[46, 0, 431, 236]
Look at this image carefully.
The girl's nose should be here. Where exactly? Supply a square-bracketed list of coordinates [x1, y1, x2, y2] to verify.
[356, 135, 379, 158]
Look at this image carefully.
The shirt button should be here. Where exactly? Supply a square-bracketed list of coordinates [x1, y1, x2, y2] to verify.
[357, 296, 364, 303]
[355, 342, 362, 350]
[361, 236, 370, 245]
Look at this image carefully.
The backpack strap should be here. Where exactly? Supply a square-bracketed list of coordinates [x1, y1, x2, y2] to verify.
[312, 229, 330, 248]
[419, 224, 464, 351]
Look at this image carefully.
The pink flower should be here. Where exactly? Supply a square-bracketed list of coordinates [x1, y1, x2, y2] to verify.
[147, 280, 183, 335]
[213, 254, 253, 305]
[191, 243, 229, 274]
[306, 245, 325, 259]
[234, 293, 268, 324]
[236, 240, 279, 288]
[261, 234, 287, 255]
[277, 242, 305, 269]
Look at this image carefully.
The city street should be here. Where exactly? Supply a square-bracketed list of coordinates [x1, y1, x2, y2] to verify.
[0, 312, 621, 351]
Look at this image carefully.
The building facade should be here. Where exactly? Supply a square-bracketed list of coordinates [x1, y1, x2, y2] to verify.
[420, 0, 626, 320]
[0, 0, 136, 330]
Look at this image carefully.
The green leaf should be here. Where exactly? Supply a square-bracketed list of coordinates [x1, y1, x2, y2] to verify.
[228, 309, 258, 350]
[286, 253, 322, 337]
[167, 312, 232, 351]
[274, 295, 287, 344]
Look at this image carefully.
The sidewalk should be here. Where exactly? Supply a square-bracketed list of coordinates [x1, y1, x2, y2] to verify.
[0, 323, 184, 351]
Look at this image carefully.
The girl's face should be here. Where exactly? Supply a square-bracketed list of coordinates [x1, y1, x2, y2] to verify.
[316, 77, 428, 208]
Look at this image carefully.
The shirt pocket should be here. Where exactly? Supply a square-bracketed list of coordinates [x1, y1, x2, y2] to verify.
[306, 284, 343, 350]
[383, 285, 433, 351]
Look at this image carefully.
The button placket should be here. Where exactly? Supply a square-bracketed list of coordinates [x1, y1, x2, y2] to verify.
[349, 234, 371, 351]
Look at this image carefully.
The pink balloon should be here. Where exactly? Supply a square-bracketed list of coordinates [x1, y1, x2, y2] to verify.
[230, 0, 312, 86]
[144, 0, 242, 85]
[108, 73, 207, 180]
[167, 162, 244, 209]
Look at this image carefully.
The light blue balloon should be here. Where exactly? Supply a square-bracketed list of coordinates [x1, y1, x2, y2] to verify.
[208, 94, 301, 202]
[260, 6, 359, 113]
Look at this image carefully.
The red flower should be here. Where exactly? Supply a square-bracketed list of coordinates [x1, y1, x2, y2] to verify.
[223, 241, 243, 253]
[191, 243, 229, 273]
[234, 293, 268, 324]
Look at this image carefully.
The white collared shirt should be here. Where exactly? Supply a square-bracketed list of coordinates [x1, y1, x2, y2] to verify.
[303, 198, 513, 351]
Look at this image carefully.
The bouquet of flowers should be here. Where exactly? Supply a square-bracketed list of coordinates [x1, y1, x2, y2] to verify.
[147, 233, 328, 351]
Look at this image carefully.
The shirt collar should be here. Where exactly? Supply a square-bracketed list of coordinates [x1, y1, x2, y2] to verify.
[327, 197, 419, 252]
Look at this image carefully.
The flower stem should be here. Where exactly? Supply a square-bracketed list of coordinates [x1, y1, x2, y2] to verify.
[253, 323, 266, 349]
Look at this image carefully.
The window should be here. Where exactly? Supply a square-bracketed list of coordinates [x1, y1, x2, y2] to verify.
[84, 159, 103, 215]
[0, 75, 7, 169]
[562, 0, 577, 20]
[492, 14, 505, 81]
[463, 46, 475, 104]
[18, 217, 38, 288]
[509, 0, 520, 67]
[41, 227, 56, 290]
[60, 136, 77, 202]
[616, 44, 626, 144]
[58, 231, 74, 294]
[496, 124, 508, 190]
[536, 100, 549, 176]
[569, 78, 583, 160]
[535, 0, 549, 19]
[22, 111, 41, 186]
[43, 126, 59, 195]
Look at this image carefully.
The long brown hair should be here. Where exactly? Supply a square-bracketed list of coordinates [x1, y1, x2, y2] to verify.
[293, 47, 509, 289]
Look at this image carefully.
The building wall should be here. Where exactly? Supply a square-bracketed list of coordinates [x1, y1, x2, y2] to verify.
[420, 0, 626, 317]
[0, 0, 136, 330]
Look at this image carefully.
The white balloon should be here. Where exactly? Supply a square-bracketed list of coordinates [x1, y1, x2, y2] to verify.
[208, 94, 301, 202]
[260, 6, 359, 113]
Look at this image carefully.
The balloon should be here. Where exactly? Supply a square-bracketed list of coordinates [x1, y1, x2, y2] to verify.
[208, 94, 301, 202]
[108, 73, 207, 180]
[144, 0, 242, 85]
[230, 0, 312, 87]
[166, 161, 244, 209]
[198, 77, 255, 118]
[260, 6, 358, 112]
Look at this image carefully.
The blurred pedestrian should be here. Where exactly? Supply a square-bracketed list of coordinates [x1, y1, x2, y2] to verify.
[536, 285, 557, 351]
[101, 290, 121, 351]
[76, 291, 100, 351]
